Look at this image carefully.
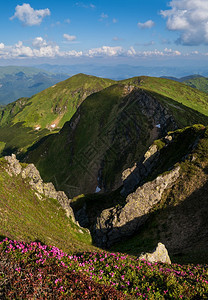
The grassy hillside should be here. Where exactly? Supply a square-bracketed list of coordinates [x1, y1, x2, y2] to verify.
[0, 74, 114, 155]
[111, 125, 208, 264]
[25, 79, 208, 198]
[183, 76, 208, 94]
[121, 76, 208, 116]
[0, 157, 92, 253]
[0, 73, 114, 129]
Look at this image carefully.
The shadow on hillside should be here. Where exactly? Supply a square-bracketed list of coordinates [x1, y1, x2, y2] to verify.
[0, 235, 6, 242]
[148, 90, 208, 127]
[92, 179, 208, 264]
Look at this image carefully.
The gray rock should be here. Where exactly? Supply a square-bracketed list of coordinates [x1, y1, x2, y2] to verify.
[121, 133, 174, 197]
[4, 154, 22, 176]
[139, 242, 171, 264]
[95, 166, 180, 247]
[4, 154, 75, 221]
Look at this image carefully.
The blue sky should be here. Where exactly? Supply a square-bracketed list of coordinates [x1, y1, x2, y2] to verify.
[0, 0, 208, 66]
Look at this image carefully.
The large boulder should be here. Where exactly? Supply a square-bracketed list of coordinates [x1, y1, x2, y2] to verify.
[139, 242, 171, 264]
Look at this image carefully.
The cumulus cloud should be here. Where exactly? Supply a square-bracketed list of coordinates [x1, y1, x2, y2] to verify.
[161, 0, 208, 45]
[32, 37, 47, 48]
[127, 47, 136, 56]
[10, 3, 50, 26]
[65, 50, 83, 57]
[63, 34, 77, 42]
[87, 46, 123, 57]
[0, 39, 186, 60]
[138, 20, 155, 29]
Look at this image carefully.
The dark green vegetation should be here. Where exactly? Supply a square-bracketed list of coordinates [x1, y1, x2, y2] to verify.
[25, 76, 208, 197]
[0, 66, 68, 104]
[111, 125, 208, 264]
[184, 76, 208, 94]
[0, 73, 114, 155]
[0, 157, 92, 253]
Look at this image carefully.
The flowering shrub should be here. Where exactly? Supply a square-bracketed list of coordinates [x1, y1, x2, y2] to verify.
[0, 239, 208, 299]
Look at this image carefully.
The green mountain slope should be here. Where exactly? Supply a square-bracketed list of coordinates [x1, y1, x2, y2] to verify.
[0, 73, 114, 129]
[183, 76, 208, 94]
[121, 76, 208, 116]
[25, 78, 208, 198]
[0, 156, 92, 253]
[0, 74, 114, 155]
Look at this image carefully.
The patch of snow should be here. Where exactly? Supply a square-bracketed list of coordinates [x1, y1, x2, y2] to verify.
[35, 126, 40, 130]
[95, 186, 101, 193]
[51, 124, 56, 128]
[156, 124, 161, 128]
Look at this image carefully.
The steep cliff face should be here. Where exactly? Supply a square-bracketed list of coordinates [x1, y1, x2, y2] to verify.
[67, 125, 208, 262]
[25, 83, 206, 198]
[110, 125, 208, 263]
[94, 166, 180, 248]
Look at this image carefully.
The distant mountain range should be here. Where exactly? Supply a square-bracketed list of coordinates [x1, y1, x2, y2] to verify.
[36, 63, 208, 80]
[0, 66, 68, 104]
[1, 65, 208, 106]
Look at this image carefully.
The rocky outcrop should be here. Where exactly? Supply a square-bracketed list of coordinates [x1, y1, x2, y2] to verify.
[139, 242, 171, 264]
[5, 154, 22, 177]
[121, 134, 174, 197]
[95, 166, 180, 248]
[4, 154, 75, 221]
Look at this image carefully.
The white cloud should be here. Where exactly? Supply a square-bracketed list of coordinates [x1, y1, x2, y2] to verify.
[33, 45, 60, 57]
[32, 37, 47, 48]
[138, 20, 155, 29]
[161, 0, 208, 45]
[65, 50, 83, 57]
[0, 40, 189, 60]
[113, 18, 118, 23]
[164, 48, 181, 56]
[11, 41, 34, 57]
[127, 47, 136, 56]
[87, 46, 123, 57]
[63, 34, 77, 41]
[10, 3, 50, 26]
